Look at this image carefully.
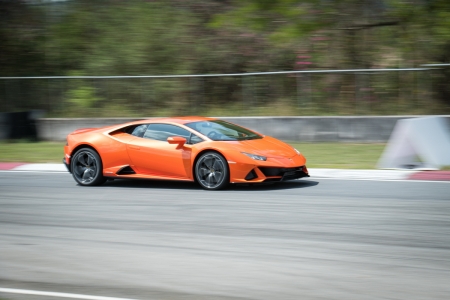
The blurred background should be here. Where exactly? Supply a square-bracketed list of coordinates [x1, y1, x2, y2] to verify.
[1, 0, 450, 118]
[2, 3, 450, 300]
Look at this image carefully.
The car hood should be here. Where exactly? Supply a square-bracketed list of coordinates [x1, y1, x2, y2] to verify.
[224, 136, 297, 158]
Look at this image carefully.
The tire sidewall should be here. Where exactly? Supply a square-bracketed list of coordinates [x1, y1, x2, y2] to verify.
[195, 151, 229, 190]
[71, 148, 105, 186]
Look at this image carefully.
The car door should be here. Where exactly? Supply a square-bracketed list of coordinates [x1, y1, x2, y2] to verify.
[127, 123, 197, 179]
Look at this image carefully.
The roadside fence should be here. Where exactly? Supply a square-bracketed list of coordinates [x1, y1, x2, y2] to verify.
[1, 65, 449, 116]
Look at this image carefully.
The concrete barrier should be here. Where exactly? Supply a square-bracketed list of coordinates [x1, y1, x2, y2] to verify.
[31, 116, 450, 142]
[36, 118, 142, 142]
[221, 117, 408, 142]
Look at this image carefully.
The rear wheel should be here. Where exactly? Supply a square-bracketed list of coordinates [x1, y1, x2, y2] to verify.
[71, 148, 106, 186]
[195, 151, 229, 190]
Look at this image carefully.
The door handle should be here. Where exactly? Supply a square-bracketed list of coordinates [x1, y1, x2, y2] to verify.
[129, 145, 140, 150]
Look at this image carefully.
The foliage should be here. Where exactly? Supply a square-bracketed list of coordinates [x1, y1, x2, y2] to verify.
[214, 0, 450, 106]
[1, 0, 450, 115]
[67, 86, 100, 109]
[0, 0, 46, 76]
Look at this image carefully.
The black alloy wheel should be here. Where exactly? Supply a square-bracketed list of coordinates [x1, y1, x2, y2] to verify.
[71, 148, 106, 186]
[195, 151, 229, 190]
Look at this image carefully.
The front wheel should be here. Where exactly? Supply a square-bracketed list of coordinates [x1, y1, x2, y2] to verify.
[71, 148, 106, 186]
[195, 152, 229, 190]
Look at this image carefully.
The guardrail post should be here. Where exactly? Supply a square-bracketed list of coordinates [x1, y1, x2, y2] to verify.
[189, 76, 194, 115]
[201, 77, 205, 115]
[149, 79, 154, 115]
[296, 74, 301, 108]
[302, 73, 311, 108]
[47, 78, 51, 113]
[0, 67, 445, 116]
[15, 79, 19, 111]
[59, 78, 64, 111]
[429, 69, 433, 112]
[354, 72, 358, 113]
[241, 76, 245, 114]
[252, 76, 256, 112]
[140, 77, 144, 112]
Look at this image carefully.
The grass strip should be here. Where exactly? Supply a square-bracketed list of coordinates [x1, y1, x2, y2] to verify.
[288, 142, 385, 169]
[0, 141, 66, 163]
[0, 141, 385, 169]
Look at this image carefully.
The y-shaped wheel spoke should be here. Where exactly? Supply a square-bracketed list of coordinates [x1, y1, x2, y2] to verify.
[77, 154, 87, 166]
[199, 167, 209, 178]
[87, 155, 94, 166]
[213, 160, 222, 171]
[210, 157, 216, 169]
[74, 165, 85, 176]
[205, 173, 213, 185]
[196, 153, 227, 189]
[82, 169, 92, 180]
[203, 157, 213, 169]
[214, 171, 223, 182]
[73, 151, 98, 184]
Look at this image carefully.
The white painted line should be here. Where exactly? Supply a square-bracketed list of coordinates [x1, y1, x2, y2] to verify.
[308, 168, 416, 181]
[0, 287, 140, 300]
[308, 177, 450, 183]
[13, 163, 67, 172]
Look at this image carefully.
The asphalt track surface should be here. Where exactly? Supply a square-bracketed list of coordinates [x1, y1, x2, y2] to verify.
[1, 172, 449, 300]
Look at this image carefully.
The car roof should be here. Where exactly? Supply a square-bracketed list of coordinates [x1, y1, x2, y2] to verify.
[133, 116, 216, 125]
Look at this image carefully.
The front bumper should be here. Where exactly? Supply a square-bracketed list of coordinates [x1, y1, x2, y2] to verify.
[228, 152, 309, 183]
[258, 165, 309, 182]
[230, 163, 309, 183]
[63, 157, 71, 173]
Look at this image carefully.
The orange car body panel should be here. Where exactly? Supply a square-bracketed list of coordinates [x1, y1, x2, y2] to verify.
[64, 117, 308, 183]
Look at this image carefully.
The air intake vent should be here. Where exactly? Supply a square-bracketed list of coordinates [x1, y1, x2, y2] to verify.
[117, 166, 136, 175]
[245, 169, 258, 180]
[259, 167, 301, 177]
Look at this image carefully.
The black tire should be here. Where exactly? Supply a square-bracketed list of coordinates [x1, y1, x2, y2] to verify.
[195, 151, 229, 190]
[71, 148, 106, 186]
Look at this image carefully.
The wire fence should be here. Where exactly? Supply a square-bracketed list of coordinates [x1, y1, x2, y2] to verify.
[1, 66, 449, 117]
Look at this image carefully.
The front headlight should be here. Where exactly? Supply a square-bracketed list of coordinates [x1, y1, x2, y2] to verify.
[242, 152, 267, 161]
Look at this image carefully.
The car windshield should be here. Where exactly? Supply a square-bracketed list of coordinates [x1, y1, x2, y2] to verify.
[185, 120, 262, 141]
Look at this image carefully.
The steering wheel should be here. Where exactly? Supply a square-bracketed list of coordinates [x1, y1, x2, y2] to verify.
[207, 131, 220, 140]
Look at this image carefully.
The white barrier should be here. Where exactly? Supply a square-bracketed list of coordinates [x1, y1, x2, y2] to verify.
[377, 116, 450, 169]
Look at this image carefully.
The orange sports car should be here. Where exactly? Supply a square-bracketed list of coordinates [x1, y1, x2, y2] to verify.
[63, 116, 309, 190]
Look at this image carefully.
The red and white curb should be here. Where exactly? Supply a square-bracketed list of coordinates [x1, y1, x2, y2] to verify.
[1, 163, 449, 181]
[0, 163, 67, 172]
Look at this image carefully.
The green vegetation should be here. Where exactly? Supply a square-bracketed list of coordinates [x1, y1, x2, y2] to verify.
[290, 142, 386, 169]
[1, 0, 450, 117]
[0, 142, 65, 163]
[0, 141, 384, 169]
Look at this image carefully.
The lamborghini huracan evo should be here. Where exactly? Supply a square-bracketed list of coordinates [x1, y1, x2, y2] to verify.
[63, 116, 309, 190]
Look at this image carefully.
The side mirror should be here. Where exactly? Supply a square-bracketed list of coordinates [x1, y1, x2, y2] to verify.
[167, 136, 186, 147]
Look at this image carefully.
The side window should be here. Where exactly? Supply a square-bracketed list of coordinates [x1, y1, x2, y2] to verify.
[130, 124, 148, 138]
[144, 124, 191, 141]
[189, 133, 203, 145]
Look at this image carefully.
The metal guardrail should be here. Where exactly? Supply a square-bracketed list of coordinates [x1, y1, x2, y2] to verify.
[0, 67, 438, 80]
[0, 65, 448, 116]
[421, 64, 450, 67]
